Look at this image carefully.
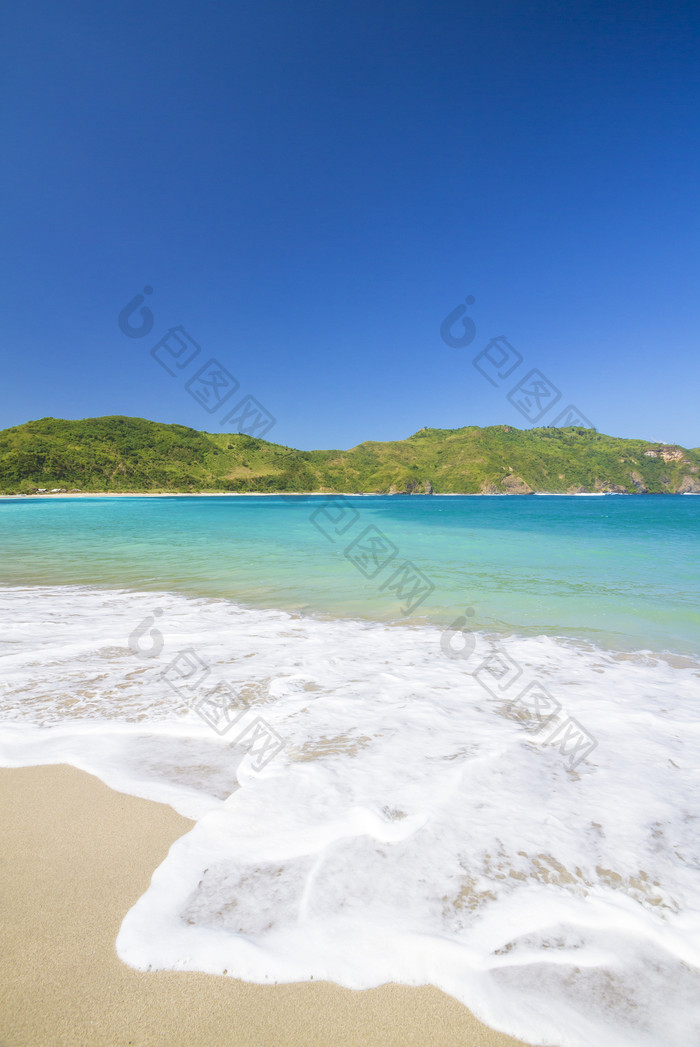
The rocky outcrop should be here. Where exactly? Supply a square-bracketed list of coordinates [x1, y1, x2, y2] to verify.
[644, 446, 689, 463]
[594, 479, 629, 493]
[678, 475, 700, 494]
[408, 479, 434, 495]
[478, 474, 533, 494]
[630, 471, 649, 493]
[660, 447, 687, 462]
[480, 480, 500, 494]
[500, 475, 533, 495]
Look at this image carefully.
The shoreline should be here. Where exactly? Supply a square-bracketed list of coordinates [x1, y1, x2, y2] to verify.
[0, 763, 538, 1047]
[0, 490, 675, 498]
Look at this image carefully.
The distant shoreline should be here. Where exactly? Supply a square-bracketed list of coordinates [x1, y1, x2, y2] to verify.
[3, 417, 699, 497]
[1, 490, 695, 499]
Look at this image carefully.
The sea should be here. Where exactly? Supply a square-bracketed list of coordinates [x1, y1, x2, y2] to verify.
[1, 493, 699, 1047]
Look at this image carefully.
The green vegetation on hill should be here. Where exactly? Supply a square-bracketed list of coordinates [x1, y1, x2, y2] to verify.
[0, 416, 699, 495]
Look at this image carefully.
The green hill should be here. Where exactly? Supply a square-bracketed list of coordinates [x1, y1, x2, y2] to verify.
[0, 416, 699, 495]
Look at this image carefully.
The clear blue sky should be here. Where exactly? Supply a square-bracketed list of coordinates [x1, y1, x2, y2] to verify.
[2, 0, 698, 449]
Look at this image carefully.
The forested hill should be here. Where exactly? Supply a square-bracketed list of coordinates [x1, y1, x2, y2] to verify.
[1, 416, 699, 495]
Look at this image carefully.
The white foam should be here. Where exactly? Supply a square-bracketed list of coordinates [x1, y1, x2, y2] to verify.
[1, 584, 700, 1046]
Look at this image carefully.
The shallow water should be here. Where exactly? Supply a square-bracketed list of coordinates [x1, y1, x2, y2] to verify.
[1, 494, 699, 654]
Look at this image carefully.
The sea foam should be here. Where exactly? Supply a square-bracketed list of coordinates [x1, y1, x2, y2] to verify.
[1, 584, 699, 1047]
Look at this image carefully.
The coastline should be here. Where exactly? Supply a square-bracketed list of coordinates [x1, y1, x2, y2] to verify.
[0, 764, 537, 1047]
[0, 491, 342, 497]
[0, 490, 661, 498]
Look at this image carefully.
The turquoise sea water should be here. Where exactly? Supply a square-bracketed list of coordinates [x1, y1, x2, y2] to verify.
[1, 494, 698, 656]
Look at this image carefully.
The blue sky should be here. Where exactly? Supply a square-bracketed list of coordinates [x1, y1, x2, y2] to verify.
[2, 0, 698, 450]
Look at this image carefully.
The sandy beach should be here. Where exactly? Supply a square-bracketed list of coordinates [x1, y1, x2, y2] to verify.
[1, 491, 334, 498]
[0, 764, 536, 1047]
